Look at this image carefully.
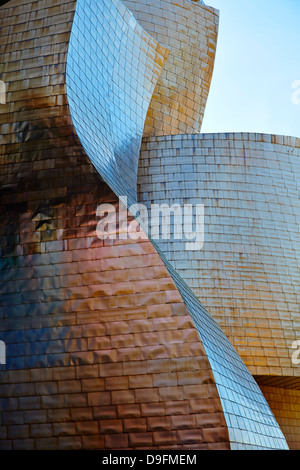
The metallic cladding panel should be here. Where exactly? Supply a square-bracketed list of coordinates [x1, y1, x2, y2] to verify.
[66, 0, 169, 208]
[138, 132, 300, 449]
[138, 133, 300, 379]
[123, 0, 219, 137]
[158, 251, 290, 449]
[257, 385, 300, 450]
[0, 0, 230, 450]
[64, 0, 289, 449]
[0, 0, 291, 451]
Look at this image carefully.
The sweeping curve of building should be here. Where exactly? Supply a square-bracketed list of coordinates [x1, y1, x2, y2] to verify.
[65, 0, 289, 450]
[0, 0, 298, 451]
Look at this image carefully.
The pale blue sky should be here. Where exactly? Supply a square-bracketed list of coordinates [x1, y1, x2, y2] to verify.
[201, 0, 300, 138]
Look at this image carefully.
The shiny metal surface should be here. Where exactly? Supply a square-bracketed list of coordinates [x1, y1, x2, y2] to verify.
[0, 0, 231, 450]
[159, 252, 289, 449]
[123, 0, 219, 137]
[138, 131, 300, 449]
[138, 133, 300, 379]
[66, 0, 168, 208]
[65, 0, 289, 450]
[0, 0, 230, 451]
[0, 0, 292, 451]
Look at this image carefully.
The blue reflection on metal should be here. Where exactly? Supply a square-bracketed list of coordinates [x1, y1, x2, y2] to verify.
[66, 0, 167, 208]
[65, 0, 289, 450]
[159, 255, 289, 449]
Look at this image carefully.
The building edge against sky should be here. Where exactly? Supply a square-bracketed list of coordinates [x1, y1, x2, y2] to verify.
[0, 0, 298, 450]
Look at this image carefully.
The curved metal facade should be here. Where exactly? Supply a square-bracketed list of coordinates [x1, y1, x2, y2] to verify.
[65, 0, 289, 450]
[0, 0, 294, 451]
[123, 0, 219, 137]
[0, 0, 231, 450]
[138, 133, 300, 379]
[66, 0, 169, 208]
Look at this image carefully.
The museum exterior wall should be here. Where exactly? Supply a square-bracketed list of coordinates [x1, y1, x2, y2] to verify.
[65, 0, 289, 450]
[0, 0, 293, 451]
[0, 0, 230, 450]
[123, 0, 219, 137]
[138, 132, 300, 379]
[257, 383, 300, 451]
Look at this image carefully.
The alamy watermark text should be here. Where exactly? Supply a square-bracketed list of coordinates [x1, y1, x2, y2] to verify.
[96, 197, 205, 251]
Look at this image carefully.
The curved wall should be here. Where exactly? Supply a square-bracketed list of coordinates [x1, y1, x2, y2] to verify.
[257, 384, 300, 451]
[138, 132, 300, 380]
[0, 0, 231, 450]
[66, 0, 289, 451]
[66, 0, 169, 208]
[158, 255, 290, 449]
[0, 0, 290, 451]
[123, 0, 219, 137]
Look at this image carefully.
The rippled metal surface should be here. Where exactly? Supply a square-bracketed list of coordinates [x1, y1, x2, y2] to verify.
[123, 0, 219, 137]
[161, 256, 290, 449]
[65, 0, 289, 450]
[66, 0, 168, 208]
[138, 133, 300, 379]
